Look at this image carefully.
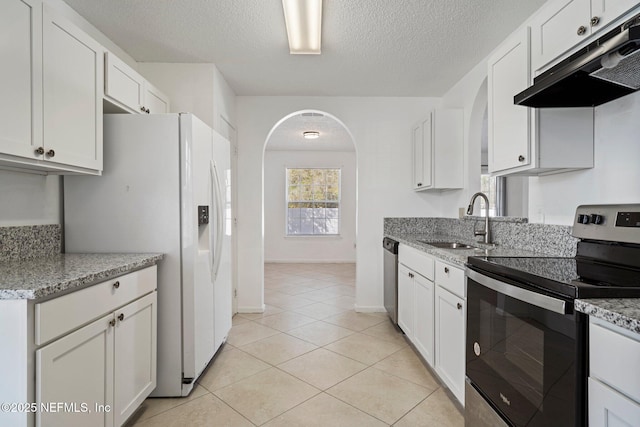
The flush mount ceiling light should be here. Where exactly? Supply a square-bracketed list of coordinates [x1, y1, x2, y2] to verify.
[282, 0, 323, 54]
[303, 131, 320, 139]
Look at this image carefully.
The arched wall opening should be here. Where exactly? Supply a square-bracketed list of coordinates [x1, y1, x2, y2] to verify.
[260, 109, 359, 309]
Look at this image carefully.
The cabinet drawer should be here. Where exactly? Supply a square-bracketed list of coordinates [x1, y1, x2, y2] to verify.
[35, 266, 157, 345]
[435, 261, 465, 297]
[590, 320, 640, 403]
[399, 244, 434, 280]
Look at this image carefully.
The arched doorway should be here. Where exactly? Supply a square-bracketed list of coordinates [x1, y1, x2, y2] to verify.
[260, 110, 358, 316]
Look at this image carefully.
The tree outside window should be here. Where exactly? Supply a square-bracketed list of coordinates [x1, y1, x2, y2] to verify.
[286, 168, 340, 235]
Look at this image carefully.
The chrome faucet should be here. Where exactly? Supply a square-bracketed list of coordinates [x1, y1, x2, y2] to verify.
[467, 192, 491, 244]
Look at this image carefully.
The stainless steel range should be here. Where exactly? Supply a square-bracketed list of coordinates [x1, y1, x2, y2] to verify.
[464, 204, 640, 427]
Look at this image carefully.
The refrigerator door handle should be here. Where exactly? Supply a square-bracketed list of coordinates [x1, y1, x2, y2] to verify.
[210, 160, 224, 281]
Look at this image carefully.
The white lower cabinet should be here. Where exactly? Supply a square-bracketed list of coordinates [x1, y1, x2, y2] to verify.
[397, 264, 415, 339]
[37, 313, 114, 427]
[589, 318, 640, 427]
[435, 284, 465, 405]
[397, 244, 466, 406]
[36, 288, 156, 427]
[413, 274, 435, 366]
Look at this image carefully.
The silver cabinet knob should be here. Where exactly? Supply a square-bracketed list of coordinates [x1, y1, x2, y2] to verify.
[109, 319, 116, 327]
[35, 147, 45, 155]
[457, 302, 462, 310]
[145, 108, 150, 114]
[518, 155, 525, 162]
[118, 313, 125, 321]
[444, 267, 449, 274]
[417, 183, 422, 187]
[590, 16, 600, 27]
[113, 281, 120, 289]
[577, 25, 587, 35]
[46, 149, 55, 158]
[140, 106, 146, 112]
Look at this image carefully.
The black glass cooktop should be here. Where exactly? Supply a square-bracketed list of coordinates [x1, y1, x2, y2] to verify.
[467, 256, 640, 299]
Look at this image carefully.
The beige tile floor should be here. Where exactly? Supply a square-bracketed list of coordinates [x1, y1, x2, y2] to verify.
[127, 263, 464, 426]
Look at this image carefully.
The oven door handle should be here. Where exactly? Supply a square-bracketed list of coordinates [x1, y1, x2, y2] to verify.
[466, 268, 567, 315]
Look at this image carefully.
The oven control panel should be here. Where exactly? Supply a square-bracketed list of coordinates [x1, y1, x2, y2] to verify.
[573, 204, 640, 244]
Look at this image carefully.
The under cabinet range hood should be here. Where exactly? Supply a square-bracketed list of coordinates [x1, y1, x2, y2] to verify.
[515, 13, 640, 108]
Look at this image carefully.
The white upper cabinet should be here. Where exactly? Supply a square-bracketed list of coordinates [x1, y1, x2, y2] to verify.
[105, 52, 170, 115]
[488, 26, 595, 176]
[531, 0, 638, 72]
[0, 1, 103, 174]
[488, 28, 531, 174]
[43, 4, 103, 172]
[0, 0, 42, 161]
[412, 109, 463, 191]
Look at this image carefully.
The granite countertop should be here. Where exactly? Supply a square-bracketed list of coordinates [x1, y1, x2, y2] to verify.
[0, 253, 164, 300]
[575, 299, 640, 334]
[385, 232, 548, 267]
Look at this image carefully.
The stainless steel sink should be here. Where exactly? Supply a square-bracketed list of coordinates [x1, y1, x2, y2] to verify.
[416, 240, 477, 249]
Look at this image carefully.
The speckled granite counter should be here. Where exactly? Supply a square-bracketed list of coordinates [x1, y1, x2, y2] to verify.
[0, 253, 164, 300]
[386, 232, 547, 267]
[576, 299, 640, 334]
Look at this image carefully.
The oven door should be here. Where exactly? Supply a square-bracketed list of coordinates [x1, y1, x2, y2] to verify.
[465, 268, 586, 427]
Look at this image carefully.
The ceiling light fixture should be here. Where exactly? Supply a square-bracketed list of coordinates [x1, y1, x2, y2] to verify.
[282, 0, 323, 54]
[303, 131, 320, 139]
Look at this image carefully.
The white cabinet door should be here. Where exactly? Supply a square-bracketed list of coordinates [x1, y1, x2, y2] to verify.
[36, 313, 114, 427]
[104, 52, 145, 113]
[591, 0, 638, 35]
[435, 285, 465, 405]
[43, 4, 103, 171]
[143, 81, 170, 114]
[412, 122, 424, 189]
[113, 292, 157, 427]
[0, 0, 42, 160]
[413, 273, 434, 367]
[488, 27, 531, 174]
[398, 264, 414, 339]
[433, 109, 463, 189]
[589, 378, 640, 427]
[531, 0, 589, 71]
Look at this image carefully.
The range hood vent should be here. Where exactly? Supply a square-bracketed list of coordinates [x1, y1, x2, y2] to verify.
[515, 13, 640, 108]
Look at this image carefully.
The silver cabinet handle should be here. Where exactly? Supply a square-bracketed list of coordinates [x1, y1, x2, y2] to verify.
[457, 303, 462, 310]
[35, 147, 45, 155]
[140, 106, 146, 112]
[118, 313, 125, 321]
[109, 319, 116, 327]
[46, 149, 55, 158]
[417, 183, 422, 187]
[577, 25, 587, 35]
[113, 281, 120, 289]
[444, 267, 449, 274]
[518, 155, 525, 162]
[590, 16, 600, 27]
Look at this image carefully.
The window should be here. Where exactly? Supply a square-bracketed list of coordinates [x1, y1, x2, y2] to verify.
[480, 170, 505, 217]
[286, 168, 340, 235]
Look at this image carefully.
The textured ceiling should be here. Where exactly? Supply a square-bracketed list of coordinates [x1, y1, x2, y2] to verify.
[266, 113, 355, 152]
[62, 0, 546, 97]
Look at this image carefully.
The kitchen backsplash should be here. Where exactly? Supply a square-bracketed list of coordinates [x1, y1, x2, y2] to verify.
[0, 224, 62, 262]
[384, 217, 578, 257]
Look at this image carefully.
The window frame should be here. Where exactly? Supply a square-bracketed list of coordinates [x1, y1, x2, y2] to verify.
[284, 167, 342, 237]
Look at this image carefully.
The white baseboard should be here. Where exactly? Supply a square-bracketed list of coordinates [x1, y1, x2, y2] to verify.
[354, 305, 386, 313]
[236, 304, 266, 314]
[265, 259, 356, 264]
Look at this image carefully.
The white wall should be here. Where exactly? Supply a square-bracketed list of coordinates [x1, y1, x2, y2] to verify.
[137, 63, 237, 138]
[264, 150, 356, 263]
[528, 91, 640, 225]
[236, 97, 441, 312]
[0, 170, 61, 226]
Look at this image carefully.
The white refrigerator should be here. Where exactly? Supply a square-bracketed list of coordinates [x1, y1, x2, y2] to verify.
[64, 113, 232, 397]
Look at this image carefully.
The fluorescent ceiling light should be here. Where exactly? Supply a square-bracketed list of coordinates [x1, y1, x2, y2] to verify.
[303, 131, 320, 139]
[282, 0, 322, 54]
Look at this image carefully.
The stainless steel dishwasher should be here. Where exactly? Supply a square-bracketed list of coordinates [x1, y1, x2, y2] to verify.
[383, 237, 400, 325]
